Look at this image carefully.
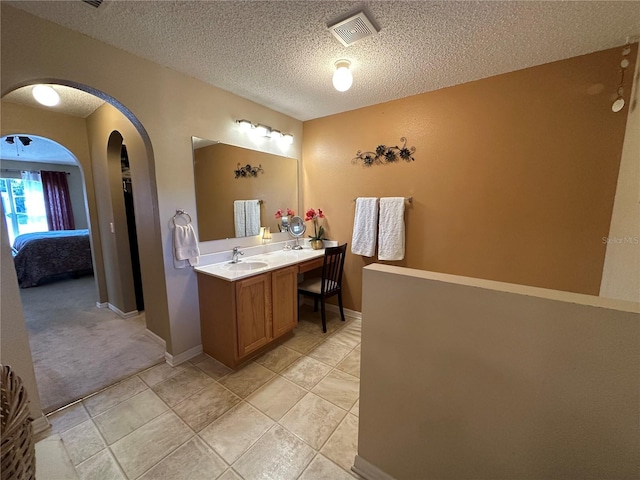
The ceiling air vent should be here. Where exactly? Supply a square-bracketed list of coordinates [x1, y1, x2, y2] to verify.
[328, 11, 378, 47]
[81, 0, 103, 8]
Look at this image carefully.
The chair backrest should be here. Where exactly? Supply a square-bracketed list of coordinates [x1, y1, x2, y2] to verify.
[321, 244, 347, 294]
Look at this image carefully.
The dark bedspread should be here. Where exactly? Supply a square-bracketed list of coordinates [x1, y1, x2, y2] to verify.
[13, 230, 93, 287]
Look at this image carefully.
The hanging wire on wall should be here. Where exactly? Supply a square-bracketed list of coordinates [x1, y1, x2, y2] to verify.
[612, 44, 632, 113]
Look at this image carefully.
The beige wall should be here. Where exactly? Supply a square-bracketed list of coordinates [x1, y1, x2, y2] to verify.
[600, 47, 640, 303]
[358, 264, 639, 480]
[0, 159, 87, 230]
[303, 45, 635, 312]
[195, 143, 298, 240]
[0, 101, 107, 303]
[1, 5, 302, 357]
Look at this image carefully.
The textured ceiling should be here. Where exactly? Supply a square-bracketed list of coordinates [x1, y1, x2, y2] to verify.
[5, 1, 640, 121]
[3, 85, 105, 118]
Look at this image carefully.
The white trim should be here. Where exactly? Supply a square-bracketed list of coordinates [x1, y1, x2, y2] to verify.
[144, 328, 166, 348]
[352, 455, 397, 480]
[107, 303, 138, 319]
[301, 298, 362, 320]
[32, 413, 51, 436]
[165, 344, 203, 366]
[96, 301, 108, 308]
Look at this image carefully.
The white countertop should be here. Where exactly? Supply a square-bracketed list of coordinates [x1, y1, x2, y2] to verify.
[194, 247, 326, 281]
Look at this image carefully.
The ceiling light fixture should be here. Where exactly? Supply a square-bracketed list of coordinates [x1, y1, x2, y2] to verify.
[333, 60, 353, 92]
[32, 84, 60, 107]
[235, 119, 293, 145]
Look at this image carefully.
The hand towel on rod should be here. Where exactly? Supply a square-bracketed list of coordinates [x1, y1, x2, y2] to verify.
[234, 200, 246, 237]
[245, 199, 261, 237]
[173, 223, 200, 268]
[351, 197, 378, 257]
[378, 197, 405, 261]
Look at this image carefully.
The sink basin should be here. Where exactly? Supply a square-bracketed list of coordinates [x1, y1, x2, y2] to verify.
[227, 261, 269, 271]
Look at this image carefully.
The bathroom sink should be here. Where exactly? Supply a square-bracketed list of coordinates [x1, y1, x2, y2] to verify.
[227, 261, 269, 271]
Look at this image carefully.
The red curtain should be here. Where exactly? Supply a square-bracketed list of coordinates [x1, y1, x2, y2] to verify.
[41, 170, 75, 231]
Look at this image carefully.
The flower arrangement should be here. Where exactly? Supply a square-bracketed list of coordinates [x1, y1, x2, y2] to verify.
[275, 208, 295, 232]
[305, 208, 326, 241]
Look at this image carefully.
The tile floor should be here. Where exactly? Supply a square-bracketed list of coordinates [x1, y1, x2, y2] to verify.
[40, 306, 362, 480]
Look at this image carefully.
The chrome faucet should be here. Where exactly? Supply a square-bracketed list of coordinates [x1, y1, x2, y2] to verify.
[231, 247, 244, 263]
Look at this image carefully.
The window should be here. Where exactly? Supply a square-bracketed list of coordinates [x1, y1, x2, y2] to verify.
[1, 176, 48, 246]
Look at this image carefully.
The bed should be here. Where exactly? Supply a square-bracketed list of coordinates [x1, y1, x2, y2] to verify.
[12, 229, 93, 288]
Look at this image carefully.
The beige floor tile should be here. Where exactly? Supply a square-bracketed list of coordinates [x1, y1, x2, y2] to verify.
[296, 313, 345, 336]
[233, 425, 315, 480]
[110, 411, 193, 479]
[308, 341, 352, 367]
[48, 402, 90, 434]
[279, 393, 346, 450]
[138, 362, 189, 387]
[350, 399, 359, 417]
[282, 356, 332, 390]
[218, 362, 274, 398]
[354, 343, 361, 352]
[193, 355, 233, 380]
[281, 330, 323, 354]
[299, 453, 355, 480]
[199, 402, 273, 464]
[246, 376, 306, 420]
[173, 382, 241, 431]
[35, 434, 79, 480]
[312, 370, 359, 410]
[137, 436, 227, 480]
[93, 389, 168, 444]
[218, 470, 243, 480]
[254, 345, 302, 373]
[75, 449, 125, 480]
[59, 420, 106, 466]
[152, 364, 214, 406]
[325, 328, 360, 349]
[321, 414, 359, 472]
[336, 350, 361, 378]
[83, 376, 148, 416]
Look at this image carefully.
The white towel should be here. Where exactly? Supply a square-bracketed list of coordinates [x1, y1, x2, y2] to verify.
[351, 197, 378, 257]
[245, 200, 261, 236]
[173, 223, 200, 268]
[378, 197, 405, 261]
[234, 200, 246, 237]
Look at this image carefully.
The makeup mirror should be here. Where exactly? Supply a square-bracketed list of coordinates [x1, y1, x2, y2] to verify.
[288, 215, 306, 250]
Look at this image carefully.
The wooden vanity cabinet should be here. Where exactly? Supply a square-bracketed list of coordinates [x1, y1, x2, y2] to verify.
[198, 264, 298, 368]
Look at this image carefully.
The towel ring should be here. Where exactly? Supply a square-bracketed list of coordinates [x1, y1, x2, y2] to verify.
[172, 210, 192, 227]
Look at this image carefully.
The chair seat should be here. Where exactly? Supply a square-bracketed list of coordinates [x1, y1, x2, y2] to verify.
[298, 278, 338, 295]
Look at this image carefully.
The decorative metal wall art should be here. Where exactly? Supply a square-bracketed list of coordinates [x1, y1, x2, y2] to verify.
[234, 163, 264, 178]
[353, 137, 416, 166]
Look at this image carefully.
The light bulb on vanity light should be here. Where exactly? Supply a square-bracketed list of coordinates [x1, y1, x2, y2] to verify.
[332, 60, 353, 92]
[283, 133, 294, 145]
[254, 124, 270, 137]
[236, 119, 253, 131]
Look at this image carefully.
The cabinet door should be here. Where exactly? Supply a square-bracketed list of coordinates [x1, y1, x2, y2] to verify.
[236, 273, 272, 358]
[271, 265, 298, 339]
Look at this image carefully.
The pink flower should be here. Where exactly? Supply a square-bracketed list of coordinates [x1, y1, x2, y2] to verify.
[287, 208, 295, 216]
[304, 208, 316, 222]
[274, 209, 283, 219]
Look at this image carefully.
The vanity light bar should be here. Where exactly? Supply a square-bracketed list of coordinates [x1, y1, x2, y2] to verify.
[235, 119, 293, 144]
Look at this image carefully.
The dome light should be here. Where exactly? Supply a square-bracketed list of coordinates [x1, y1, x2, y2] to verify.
[332, 60, 353, 92]
[32, 85, 60, 107]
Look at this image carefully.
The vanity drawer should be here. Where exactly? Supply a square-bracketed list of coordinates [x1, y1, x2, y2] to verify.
[298, 256, 323, 273]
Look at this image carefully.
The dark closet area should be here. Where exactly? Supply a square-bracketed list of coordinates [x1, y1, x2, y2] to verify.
[121, 145, 144, 312]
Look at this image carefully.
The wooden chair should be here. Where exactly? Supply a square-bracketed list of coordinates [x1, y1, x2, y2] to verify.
[297, 244, 347, 332]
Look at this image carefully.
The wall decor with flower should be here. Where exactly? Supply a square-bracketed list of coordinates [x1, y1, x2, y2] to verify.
[234, 163, 264, 178]
[305, 208, 326, 249]
[352, 137, 416, 166]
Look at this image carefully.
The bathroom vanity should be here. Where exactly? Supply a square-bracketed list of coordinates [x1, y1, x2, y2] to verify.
[195, 249, 325, 368]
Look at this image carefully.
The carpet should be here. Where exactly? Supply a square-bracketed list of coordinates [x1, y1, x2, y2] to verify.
[20, 275, 164, 413]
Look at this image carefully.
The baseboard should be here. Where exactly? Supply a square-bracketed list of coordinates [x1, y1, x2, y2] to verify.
[107, 303, 138, 319]
[165, 344, 203, 367]
[352, 455, 397, 480]
[144, 328, 167, 348]
[96, 301, 108, 309]
[301, 298, 362, 320]
[32, 413, 51, 436]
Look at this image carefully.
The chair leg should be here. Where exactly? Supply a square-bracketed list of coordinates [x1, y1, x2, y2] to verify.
[313, 298, 318, 312]
[320, 298, 327, 333]
[338, 291, 345, 322]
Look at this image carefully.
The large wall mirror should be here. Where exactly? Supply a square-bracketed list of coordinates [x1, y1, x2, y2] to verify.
[192, 137, 298, 241]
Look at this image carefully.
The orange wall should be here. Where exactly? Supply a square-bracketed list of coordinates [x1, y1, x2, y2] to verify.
[302, 45, 635, 311]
